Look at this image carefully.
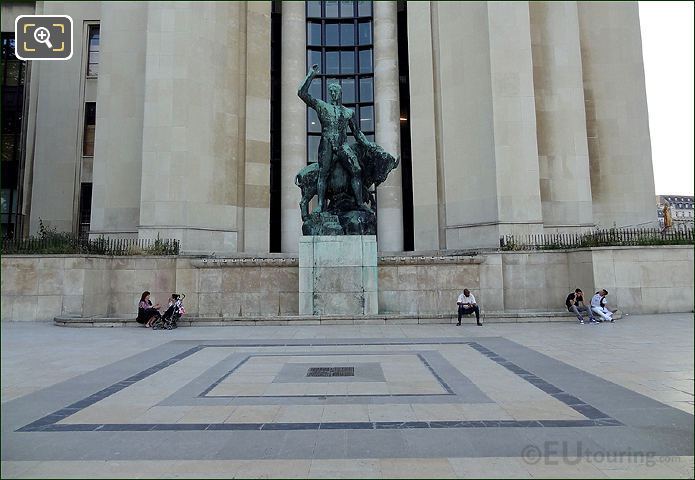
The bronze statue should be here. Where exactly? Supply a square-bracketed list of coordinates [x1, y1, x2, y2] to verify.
[296, 65, 399, 236]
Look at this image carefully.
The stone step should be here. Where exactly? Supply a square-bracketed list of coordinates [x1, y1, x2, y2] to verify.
[54, 310, 622, 327]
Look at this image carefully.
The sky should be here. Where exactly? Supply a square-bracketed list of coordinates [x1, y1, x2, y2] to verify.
[639, 1, 694, 196]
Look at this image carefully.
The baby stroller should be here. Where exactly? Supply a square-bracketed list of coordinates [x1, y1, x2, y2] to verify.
[152, 293, 185, 330]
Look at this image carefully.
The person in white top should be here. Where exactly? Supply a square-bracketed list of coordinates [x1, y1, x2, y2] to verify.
[457, 289, 481, 326]
[590, 289, 613, 322]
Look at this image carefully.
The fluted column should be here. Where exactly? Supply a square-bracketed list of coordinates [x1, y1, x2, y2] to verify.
[280, 2, 306, 253]
[373, 1, 404, 252]
[530, 1, 594, 233]
[578, 1, 657, 229]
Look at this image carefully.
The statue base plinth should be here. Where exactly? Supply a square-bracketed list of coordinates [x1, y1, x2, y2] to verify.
[299, 235, 378, 316]
[302, 209, 376, 236]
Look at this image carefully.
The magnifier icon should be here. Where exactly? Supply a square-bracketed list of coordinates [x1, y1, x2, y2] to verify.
[33, 27, 53, 49]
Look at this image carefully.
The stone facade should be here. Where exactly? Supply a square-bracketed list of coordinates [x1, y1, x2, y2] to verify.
[2, 1, 657, 254]
[2, 246, 692, 322]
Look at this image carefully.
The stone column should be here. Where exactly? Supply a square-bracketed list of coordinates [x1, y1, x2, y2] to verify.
[405, 1, 440, 251]
[578, 2, 657, 229]
[89, 1, 148, 239]
[242, 2, 272, 253]
[138, 2, 243, 255]
[486, 1, 544, 240]
[373, 1, 404, 252]
[530, 1, 594, 233]
[280, 2, 306, 253]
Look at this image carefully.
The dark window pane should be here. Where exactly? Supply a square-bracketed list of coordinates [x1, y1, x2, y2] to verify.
[5, 62, 20, 86]
[87, 26, 100, 77]
[89, 25, 100, 43]
[1, 135, 15, 162]
[84, 102, 97, 125]
[358, 1, 372, 17]
[325, 0, 339, 17]
[0, 190, 9, 214]
[340, 51, 355, 73]
[325, 51, 340, 74]
[359, 49, 372, 73]
[340, 0, 355, 17]
[341, 78, 355, 103]
[360, 105, 374, 131]
[366, 133, 374, 143]
[308, 108, 321, 133]
[308, 135, 320, 163]
[359, 77, 373, 102]
[83, 103, 96, 156]
[358, 21, 372, 45]
[309, 78, 322, 100]
[325, 24, 339, 46]
[308, 22, 322, 46]
[340, 23, 354, 46]
[308, 49, 321, 71]
[1, 114, 20, 134]
[307, 0, 322, 17]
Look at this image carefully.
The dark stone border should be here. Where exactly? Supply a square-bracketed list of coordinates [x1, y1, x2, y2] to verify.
[16, 340, 621, 433]
[199, 352, 455, 398]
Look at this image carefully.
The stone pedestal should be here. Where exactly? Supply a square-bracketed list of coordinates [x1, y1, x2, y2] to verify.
[299, 236, 378, 315]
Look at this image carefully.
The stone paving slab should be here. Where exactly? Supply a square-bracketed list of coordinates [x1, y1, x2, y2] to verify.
[1, 315, 692, 478]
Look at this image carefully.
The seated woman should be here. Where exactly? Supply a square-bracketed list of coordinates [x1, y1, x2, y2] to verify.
[136, 291, 161, 328]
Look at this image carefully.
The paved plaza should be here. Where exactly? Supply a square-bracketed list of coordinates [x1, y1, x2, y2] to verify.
[1, 314, 693, 478]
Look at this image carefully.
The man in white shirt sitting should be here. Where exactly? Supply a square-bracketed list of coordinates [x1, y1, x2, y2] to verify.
[590, 289, 613, 322]
[457, 289, 482, 326]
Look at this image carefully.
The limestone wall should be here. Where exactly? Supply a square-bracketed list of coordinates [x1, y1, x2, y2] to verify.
[1, 246, 692, 321]
[589, 246, 694, 314]
[378, 256, 483, 315]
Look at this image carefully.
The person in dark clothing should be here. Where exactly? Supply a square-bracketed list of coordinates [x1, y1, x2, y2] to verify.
[566, 288, 595, 324]
[136, 291, 161, 328]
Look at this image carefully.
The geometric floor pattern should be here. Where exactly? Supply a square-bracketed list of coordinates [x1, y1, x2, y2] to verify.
[17, 339, 621, 432]
[2, 315, 693, 478]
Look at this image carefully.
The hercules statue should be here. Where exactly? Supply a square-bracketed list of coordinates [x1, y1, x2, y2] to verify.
[295, 65, 399, 236]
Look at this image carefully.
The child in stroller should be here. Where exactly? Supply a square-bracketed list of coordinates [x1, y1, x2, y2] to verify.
[151, 293, 185, 330]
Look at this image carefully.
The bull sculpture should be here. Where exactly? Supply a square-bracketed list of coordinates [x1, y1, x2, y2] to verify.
[295, 142, 399, 223]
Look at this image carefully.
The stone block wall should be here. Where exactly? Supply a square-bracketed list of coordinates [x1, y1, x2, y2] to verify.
[190, 258, 298, 318]
[501, 251, 571, 311]
[1, 256, 111, 322]
[1, 246, 692, 321]
[589, 246, 694, 314]
[378, 256, 484, 314]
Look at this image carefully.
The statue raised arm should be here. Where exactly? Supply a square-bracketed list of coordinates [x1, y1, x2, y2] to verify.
[298, 64, 320, 109]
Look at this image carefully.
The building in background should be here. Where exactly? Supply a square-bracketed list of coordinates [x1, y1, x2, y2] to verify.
[0, 1, 658, 253]
[657, 195, 694, 230]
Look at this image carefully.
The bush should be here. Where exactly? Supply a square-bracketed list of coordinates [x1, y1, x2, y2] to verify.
[1, 220, 180, 256]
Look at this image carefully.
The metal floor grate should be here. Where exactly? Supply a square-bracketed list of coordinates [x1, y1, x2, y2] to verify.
[306, 367, 355, 377]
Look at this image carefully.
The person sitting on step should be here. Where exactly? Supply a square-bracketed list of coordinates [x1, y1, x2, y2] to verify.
[136, 291, 161, 328]
[457, 288, 482, 326]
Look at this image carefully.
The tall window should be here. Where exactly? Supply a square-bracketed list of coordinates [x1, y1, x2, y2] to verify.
[87, 25, 100, 77]
[306, 0, 374, 164]
[1, 33, 27, 239]
[79, 183, 92, 236]
[269, 1, 282, 252]
[83, 102, 96, 156]
[397, 1, 414, 250]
